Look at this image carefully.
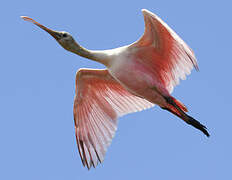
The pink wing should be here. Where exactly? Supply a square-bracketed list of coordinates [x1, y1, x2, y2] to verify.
[132, 9, 198, 93]
[73, 68, 154, 169]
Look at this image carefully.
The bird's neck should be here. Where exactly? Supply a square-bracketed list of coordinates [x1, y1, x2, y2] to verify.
[70, 41, 110, 66]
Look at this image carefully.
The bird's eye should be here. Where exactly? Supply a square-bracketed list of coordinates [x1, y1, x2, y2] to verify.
[63, 33, 68, 37]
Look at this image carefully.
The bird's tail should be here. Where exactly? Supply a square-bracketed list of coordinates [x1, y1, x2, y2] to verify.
[162, 96, 210, 137]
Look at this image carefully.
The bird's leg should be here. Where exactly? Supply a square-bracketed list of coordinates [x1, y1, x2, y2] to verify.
[162, 96, 210, 137]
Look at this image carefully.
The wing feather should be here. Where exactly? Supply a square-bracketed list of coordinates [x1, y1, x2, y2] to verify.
[74, 69, 154, 169]
[132, 9, 198, 93]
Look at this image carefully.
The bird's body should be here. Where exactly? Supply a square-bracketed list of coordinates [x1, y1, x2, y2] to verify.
[21, 9, 209, 169]
[108, 47, 167, 106]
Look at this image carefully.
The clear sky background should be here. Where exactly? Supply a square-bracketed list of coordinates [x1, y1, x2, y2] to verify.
[1, 0, 232, 179]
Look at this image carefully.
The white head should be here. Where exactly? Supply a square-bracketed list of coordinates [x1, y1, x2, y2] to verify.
[21, 16, 108, 65]
[54, 31, 77, 52]
[21, 16, 77, 53]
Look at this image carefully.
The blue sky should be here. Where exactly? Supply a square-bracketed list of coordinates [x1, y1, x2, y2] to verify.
[1, 0, 232, 179]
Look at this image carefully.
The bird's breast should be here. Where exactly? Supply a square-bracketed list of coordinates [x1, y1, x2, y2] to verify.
[108, 56, 155, 96]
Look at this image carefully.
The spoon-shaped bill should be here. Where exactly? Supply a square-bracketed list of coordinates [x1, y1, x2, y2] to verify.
[21, 16, 61, 40]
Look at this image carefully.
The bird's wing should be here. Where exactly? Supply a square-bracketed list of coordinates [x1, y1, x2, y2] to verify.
[74, 68, 154, 169]
[131, 9, 198, 93]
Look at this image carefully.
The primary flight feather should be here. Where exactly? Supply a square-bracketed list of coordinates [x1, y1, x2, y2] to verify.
[21, 9, 209, 169]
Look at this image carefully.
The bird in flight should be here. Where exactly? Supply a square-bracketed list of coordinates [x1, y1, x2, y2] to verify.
[21, 9, 209, 169]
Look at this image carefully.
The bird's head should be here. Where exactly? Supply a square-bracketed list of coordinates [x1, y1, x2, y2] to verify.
[53, 31, 77, 53]
[21, 16, 77, 53]
[21, 16, 108, 65]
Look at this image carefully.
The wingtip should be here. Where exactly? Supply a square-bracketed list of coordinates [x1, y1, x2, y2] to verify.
[195, 64, 200, 72]
[141, 9, 159, 20]
[141, 9, 149, 12]
[141, 9, 149, 15]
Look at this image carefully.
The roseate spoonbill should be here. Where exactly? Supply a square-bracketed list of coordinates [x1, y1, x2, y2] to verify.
[21, 9, 209, 169]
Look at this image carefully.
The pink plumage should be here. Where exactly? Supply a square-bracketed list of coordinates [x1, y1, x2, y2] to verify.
[74, 69, 154, 168]
[22, 9, 209, 170]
